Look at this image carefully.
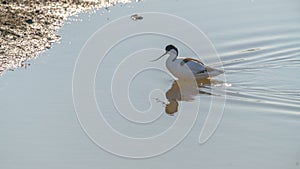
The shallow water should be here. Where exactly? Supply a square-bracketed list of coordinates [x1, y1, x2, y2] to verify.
[1, 0, 300, 168]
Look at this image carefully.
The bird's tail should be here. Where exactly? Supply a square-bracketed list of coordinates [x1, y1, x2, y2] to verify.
[205, 66, 224, 77]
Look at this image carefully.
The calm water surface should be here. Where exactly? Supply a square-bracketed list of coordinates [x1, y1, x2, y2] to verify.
[1, 0, 300, 168]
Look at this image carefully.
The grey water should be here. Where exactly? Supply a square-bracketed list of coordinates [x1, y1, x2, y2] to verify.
[1, 0, 300, 168]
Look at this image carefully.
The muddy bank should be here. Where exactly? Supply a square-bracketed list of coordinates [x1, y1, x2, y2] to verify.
[0, 0, 131, 75]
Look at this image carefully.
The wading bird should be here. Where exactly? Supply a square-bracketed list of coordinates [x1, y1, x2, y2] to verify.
[151, 45, 224, 80]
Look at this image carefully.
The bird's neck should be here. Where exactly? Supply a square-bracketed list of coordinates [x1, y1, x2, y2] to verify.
[167, 52, 178, 62]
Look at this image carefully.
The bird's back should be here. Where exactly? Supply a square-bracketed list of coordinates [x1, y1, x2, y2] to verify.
[179, 57, 206, 74]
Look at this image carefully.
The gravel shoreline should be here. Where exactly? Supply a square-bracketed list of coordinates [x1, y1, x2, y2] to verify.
[0, 0, 131, 75]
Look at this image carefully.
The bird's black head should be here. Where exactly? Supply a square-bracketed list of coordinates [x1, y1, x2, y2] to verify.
[165, 44, 178, 54]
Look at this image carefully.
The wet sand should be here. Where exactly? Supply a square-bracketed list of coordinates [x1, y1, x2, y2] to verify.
[0, 0, 130, 75]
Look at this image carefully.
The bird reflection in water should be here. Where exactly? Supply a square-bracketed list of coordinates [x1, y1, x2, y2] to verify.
[165, 78, 213, 115]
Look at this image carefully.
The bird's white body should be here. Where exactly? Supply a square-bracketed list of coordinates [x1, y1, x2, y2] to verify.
[164, 49, 223, 80]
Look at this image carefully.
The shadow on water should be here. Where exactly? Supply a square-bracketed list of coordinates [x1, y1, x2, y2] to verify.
[164, 78, 223, 115]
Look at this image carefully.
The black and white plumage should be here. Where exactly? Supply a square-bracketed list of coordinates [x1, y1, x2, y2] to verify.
[152, 44, 224, 80]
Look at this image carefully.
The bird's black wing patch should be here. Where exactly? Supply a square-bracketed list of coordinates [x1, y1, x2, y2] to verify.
[180, 58, 204, 66]
[196, 69, 208, 74]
